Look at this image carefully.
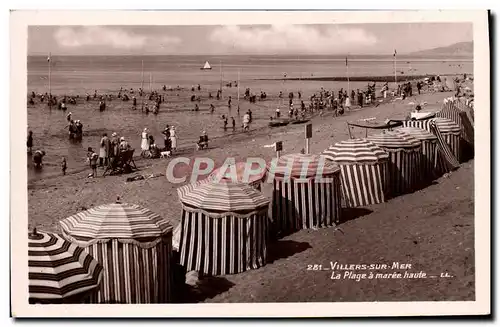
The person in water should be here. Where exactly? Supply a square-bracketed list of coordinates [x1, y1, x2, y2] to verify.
[33, 150, 45, 169]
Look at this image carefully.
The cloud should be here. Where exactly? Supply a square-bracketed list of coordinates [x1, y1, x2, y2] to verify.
[54, 26, 181, 50]
[209, 25, 378, 54]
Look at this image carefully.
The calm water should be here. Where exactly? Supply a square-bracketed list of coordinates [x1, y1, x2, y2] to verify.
[27, 55, 472, 181]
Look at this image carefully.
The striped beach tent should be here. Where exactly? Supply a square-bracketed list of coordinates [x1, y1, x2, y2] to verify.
[403, 117, 462, 163]
[267, 153, 342, 234]
[437, 100, 461, 126]
[368, 131, 422, 197]
[209, 161, 266, 191]
[437, 100, 474, 147]
[395, 127, 439, 182]
[177, 179, 270, 276]
[60, 201, 173, 304]
[29, 230, 103, 304]
[430, 118, 462, 161]
[323, 139, 389, 208]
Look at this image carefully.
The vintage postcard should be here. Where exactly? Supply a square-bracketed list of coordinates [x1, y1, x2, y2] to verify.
[10, 10, 490, 317]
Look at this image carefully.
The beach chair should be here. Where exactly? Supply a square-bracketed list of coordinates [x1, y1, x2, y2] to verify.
[103, 149, 137, 176]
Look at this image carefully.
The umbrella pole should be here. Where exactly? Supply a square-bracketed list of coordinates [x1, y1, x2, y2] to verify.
[347, 122, 352, 139]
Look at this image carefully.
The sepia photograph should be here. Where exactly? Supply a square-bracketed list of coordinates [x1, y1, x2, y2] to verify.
[10, 10, 490, 317]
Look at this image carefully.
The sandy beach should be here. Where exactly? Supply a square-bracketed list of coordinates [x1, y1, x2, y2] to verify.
[27, 86, 474, 302]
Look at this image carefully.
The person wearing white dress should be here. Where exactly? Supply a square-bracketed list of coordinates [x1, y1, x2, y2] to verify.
[170, 126, 177, 151]
[141, 128, 149, 157]
[345, 96, 351, 110]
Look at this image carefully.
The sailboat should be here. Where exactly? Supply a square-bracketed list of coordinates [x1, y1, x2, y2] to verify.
[200, 61, 212, 70]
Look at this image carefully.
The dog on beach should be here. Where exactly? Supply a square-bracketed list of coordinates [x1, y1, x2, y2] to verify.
[160, 150, 171, 158]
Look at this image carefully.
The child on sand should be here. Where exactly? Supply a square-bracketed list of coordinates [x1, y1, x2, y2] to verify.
[87, 147, 98, 178]
[61, 157, 67, 175]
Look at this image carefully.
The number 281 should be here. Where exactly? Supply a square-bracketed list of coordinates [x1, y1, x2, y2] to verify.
[307, 264, 323, 271]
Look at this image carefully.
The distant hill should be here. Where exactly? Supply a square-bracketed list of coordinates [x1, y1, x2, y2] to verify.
[410, 41, 473, 57]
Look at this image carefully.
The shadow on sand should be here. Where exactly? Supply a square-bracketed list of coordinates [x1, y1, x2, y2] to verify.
[266, 240, 312, 265]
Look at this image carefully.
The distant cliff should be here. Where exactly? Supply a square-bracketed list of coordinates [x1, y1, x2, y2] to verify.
[410, 41, 473, 57]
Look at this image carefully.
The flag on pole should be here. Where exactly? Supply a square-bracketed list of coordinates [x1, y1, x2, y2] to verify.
[345, 57, 348, 67]
[393, 49, 397, 57]
[47, 54, 51, 62]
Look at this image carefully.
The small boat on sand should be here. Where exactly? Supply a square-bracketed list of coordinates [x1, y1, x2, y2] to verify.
[291, 119, 310, 125]
[269, 119, 290, 127]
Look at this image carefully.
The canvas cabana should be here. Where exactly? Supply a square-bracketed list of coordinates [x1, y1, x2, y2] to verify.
[323, 138, 390, 208]
[60, 201, 173, 304]
[209, 161, 266, 191]
[368, 131, 422, 197]
[267, 153, 342, 234]
[176, 179, 270, 276]
[395, 127, 439, 182]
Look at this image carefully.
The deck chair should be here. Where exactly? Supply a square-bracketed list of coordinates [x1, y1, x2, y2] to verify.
[103, 149, 137, 176]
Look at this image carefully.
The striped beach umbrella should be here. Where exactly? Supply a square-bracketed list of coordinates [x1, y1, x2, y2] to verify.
[177, 179, 270, 276]
[395, 127, 439, 181]
[368, 131, 422, 197]
[323, 139, 389, 208]
[60, 201, 173, 304]
[29, 230, 103, 304]
[209, 161, 267, 190]
[267, 153, 342, 234]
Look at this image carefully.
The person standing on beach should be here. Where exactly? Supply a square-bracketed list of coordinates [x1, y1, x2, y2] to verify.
[27, 130, 33, 154]
[162, 125, 171, 151]
[228, 96, 232, 109]
[276, 107, 281, 118]
[223, 116, 228, 131]
[61, 157, 67, 175]
[141, 128, 150, 157]
[170, 126, 177, 152]
[231, 117, 236, 131]
[87, 147, 98, 178]
[99, 133, 110, 167]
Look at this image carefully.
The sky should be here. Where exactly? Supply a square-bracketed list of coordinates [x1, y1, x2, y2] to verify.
[28, 23, 473, 56]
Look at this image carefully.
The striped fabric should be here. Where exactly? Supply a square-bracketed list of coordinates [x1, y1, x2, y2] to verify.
[428, 121, 460, 172]
[437, 101, 461, 126]
[403, 119, 433, 131]
[60, 203, 173, 240]
[209, 162, 266, 188]
[178, 208, 268, 275]
[459, 111, 475, 146]
[368, 132, 422, 197]
[60, 203, 174, 304]
[29, 231, 103, 303]
[272, 172, 342, 232]
[72, 236, 172, 303]
[323, 138, 389, 164]
[268, 153, 340, 179]
[395, 127, 438, 181]
[431, 117, 461, 134]
[367, 131, 421, 150]
[177, 179, 269, 213]
[323, 139, 389, 207]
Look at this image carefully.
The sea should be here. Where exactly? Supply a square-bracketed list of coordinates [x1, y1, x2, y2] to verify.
[27, 55, 473, 181]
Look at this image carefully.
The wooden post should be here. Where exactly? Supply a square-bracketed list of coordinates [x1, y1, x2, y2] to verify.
[305, 123, 312, 154]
